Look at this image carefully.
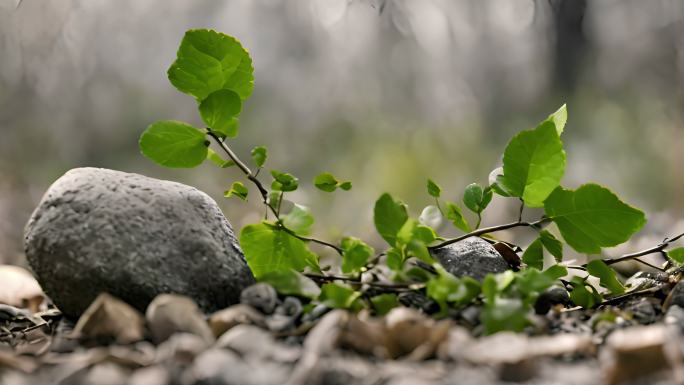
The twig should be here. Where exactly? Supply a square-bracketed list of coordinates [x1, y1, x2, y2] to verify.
[304, 273, 420, 290]
[603, 231, 684, 266]
[207, 130, 343, 255]
[429, 218, 549, 250]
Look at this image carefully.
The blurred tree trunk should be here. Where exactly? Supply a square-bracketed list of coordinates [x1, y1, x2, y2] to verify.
[549, 0, 588, 93]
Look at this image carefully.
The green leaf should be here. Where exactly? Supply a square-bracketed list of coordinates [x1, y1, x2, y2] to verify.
[314, 172, 337, 192]
[341, 237, 375, 274]
[259, 269, 320, 299]
[206, 148, 235, 168]
[373, 193, 409, 246]
[270, 170, 299, 192]
[251, 146, 268, 168]
[427, 179, 441, 198]
[545, 103, 567, 135]
[313, 172, 351, 192]
[427, 265, 481, 314]
[586, 260, 625, 294]
[386, 248, 404, 271]
[239, 222, 319, 279]
[522, 238, 544, 270]
[539, 230, 563, 262]
[267, 191, 282, 209]
[463, 183, 493, 214]
[515, 265, 567, 298]
[445, 202, 471, 233]
[370, 294, 399, 316]
[251, 146, 267, 168]
[168, 29, 253, 101]
[489, 167, 513, 197]
[544, 184, 647, 254]
[569, 277, 603, 308]
[396, 219, 436, 263]
[482, 298, 529, 334]
[497, 121, 566, 207]
[667, 247, 684, 263]
[224, 181, 248, 201]
[318, 283, 363, 310]
[199, 89, 242, 137]
[139, 121, 208, 168]
[281, 204, 314, 236]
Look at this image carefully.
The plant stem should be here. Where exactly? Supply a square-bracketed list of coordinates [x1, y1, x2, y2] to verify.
[429, 218, 549, 250]
[207, 130, 343, 255]
[304, 272, 419, 290]
[603, 231, 684, 266]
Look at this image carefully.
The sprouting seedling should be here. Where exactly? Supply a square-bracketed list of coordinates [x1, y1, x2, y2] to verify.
[139, 29, 684, 334]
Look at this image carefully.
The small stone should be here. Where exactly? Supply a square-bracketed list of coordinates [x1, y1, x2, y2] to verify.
[664, 305, 684, 330]
[0, 265, 45, 312]
[145, 294, 214, 345]
[601, 324, 670, 385]
[665, 280, 684, 310]
[240, 283, 278, 314]
[208, 304, 266, 337]
[429, 237, 509, 280]
[215, 324, 301, 363]
[534, 287, 571, 315]
[71, 293, 145, 345]
[128, 365, 169, 385]
[155, 332, 211, 365]
[24, 167, 255, 318]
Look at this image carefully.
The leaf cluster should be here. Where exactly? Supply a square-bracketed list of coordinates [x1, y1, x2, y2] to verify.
[139, 30, 682, 334]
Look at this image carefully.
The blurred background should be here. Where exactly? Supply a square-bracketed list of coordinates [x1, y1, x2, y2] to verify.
[1, 0, 684, 265]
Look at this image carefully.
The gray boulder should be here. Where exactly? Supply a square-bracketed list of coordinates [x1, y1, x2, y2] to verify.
[430, 237, 509, 280]
[24, 167, 255, 318]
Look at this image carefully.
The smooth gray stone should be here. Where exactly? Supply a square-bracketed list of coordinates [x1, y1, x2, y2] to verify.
[24, 167, 255, 318]
[429, 237, 509, 280]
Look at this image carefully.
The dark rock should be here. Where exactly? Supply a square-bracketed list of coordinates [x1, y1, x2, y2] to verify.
[534, 287, 571, 315]
[430, 237, 509, 280]
[397, 292, 439, 314]
[24, 167, 255, 318]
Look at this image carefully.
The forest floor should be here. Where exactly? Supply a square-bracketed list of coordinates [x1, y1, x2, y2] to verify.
[1, 264, 683, 385]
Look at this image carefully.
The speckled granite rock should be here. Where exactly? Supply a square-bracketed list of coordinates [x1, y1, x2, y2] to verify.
[430, 237, 509, 280]
[24, 167, 255, 318]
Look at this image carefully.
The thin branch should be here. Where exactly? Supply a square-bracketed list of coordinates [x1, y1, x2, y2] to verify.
[304, 273, 420, 290]
[207, 130, 343, 255]
[603, 231, 684, 266]
[429, 218, 549, 250]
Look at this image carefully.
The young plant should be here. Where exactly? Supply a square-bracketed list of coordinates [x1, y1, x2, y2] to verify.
[140, 29, 684, 334]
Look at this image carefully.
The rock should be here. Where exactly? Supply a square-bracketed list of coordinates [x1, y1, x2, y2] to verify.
[601, 324, 671, 385]
[209, 304, 266, 337]
[24, 167, 255, 318]
[72, 293, 145, 345]
[665, 280, 684, 310]
[534, 287, 571, 314]
[215, 324, 301, 363]
[191, 348, 291, 385]
[0, 265, 45, 312]
[145, 294, 214, 344]
[429, 237, 509, 280]
[240, 283, 278, 315]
